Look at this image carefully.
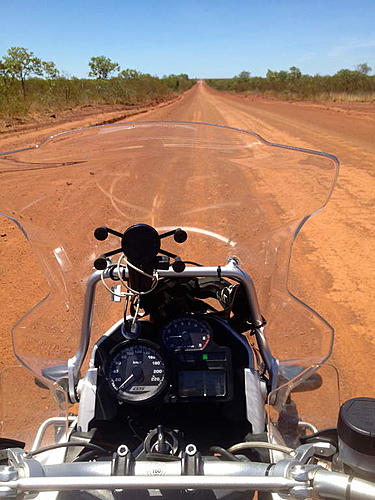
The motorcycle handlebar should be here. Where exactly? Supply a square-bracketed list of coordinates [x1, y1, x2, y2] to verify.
[312, 469, 375, 500]
[2, 457, 375, 499]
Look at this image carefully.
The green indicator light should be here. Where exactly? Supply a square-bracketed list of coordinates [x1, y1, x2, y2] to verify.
[202, 354, 208, 360]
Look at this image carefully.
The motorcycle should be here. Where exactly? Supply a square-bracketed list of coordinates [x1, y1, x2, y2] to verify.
[0, 121, 374, 499]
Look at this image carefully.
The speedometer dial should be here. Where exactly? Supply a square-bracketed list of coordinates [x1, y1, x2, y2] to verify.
[161, 317, 212, 351]
[107, 341, 167, 403]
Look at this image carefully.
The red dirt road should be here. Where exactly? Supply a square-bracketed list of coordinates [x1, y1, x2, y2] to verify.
[141, 82, 375, 404]
[0, 82, 374, 439]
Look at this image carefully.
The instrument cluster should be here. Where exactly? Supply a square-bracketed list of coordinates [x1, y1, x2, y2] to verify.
[103, 315, 233, 405]
[161, 317, 212, 352]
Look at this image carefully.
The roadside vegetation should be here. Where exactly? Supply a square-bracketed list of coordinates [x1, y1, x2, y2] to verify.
[0, 48, 195, 121]
[206, 65, 375, 102]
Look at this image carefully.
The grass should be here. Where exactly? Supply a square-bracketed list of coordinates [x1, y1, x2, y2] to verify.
[0, 75, 195, 121]
[206, 75, 375, 103]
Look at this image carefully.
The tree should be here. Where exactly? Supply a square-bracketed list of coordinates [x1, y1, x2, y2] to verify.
[289, 66, 302, 78]
[266, 69, 277, 79]
[356, 63, 372, 75]
[237, 70, 251, 79]
[42, 61, 60, 79]
[119, 68, 140, 79]
[266, 69, 289, 80]
[334, 69, 363, 92]
[2, 47, 43, 97]
[88, 56, 120, 79]
[0, 60, 12, 103]
[0, 60, 10, 82]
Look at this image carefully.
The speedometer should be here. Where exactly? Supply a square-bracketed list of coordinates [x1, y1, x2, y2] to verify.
[161, 317, 212, 351]
[107, 341, 167, 403]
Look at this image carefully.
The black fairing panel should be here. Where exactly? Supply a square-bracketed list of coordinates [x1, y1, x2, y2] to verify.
[90, 315, 252, 453]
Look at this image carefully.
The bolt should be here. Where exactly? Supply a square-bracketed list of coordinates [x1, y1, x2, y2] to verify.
[185, 444, 197, 456]
[117, 444, 129, 457]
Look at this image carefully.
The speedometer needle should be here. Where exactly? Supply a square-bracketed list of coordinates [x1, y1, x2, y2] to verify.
[118, 365, 144, 391]
[119, 373, 135, 390]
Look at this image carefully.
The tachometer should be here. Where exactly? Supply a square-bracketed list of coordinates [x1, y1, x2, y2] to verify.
[107, 341, 167, 403]
[161, 317, 212, 351]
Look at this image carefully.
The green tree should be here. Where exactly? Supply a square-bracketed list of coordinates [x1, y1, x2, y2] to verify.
[334, 69, 363, 92]
[119, 68, 140, 79]
[0, 60, 10, 83]
[356, 62, 372, 75]
[276, 70, 289, 80]
[2, 46, 43, 97]
[88, 56, 120, 79]
[289, 66, 302, 78]
[0, 60, 12, 104]
[266, 69, 289, 80]
[42, 61, 60, 79]
[237, 70, 251, 79]
[266, 69, 277, 79]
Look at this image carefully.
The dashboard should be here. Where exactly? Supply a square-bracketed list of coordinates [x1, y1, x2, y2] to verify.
[92, 313, 251, 437]
[89, 313, 253, 451]
[97, 315, 235, 407]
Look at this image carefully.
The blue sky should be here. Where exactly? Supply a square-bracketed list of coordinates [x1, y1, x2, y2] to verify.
[1, 0, 374, 78]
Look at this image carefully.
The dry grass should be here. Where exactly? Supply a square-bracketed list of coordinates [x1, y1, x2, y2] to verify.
[0, 76, 195, 120]
[207, 75, 375, 103]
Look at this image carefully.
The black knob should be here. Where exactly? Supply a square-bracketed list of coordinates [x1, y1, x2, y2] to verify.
[172, 259, 185, 273]
[174, 229, 187, 243]
[94, 256, 108, 270]
[94, 227, 109, 241]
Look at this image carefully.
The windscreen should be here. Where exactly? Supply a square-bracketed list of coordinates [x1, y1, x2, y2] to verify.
[0, 365, 70, 449]
[0, 122, 339, 388]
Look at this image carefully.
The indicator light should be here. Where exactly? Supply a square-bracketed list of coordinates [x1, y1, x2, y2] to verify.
[202, 353, 208, 360]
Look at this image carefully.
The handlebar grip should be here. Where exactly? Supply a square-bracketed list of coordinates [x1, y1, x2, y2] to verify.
[313, 469, 375, 499]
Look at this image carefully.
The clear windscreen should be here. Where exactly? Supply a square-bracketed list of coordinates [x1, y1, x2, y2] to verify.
[0, 366, 70, 449]
[0, 122, 339, 440]
[266, 362, 341, 451]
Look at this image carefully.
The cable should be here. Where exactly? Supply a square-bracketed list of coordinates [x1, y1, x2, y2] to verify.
[73, 450, 109, 462]
[116, 253, 159, 296]
[26, 441, 108, 458]
[209, 446, 241, 462]
[131, 296, 141, 331]
[118, 253, 154, 279]
[227, 442, 294, 455]
[123, 274, 159, 296]
[127, 418, 144, 443]
[100, 269, 132, 297]
[100, 253, 159, 298]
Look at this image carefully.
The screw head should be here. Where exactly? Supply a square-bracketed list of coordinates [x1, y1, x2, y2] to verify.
[185, 444, 197, 456]
[117, 444, 129, 457]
